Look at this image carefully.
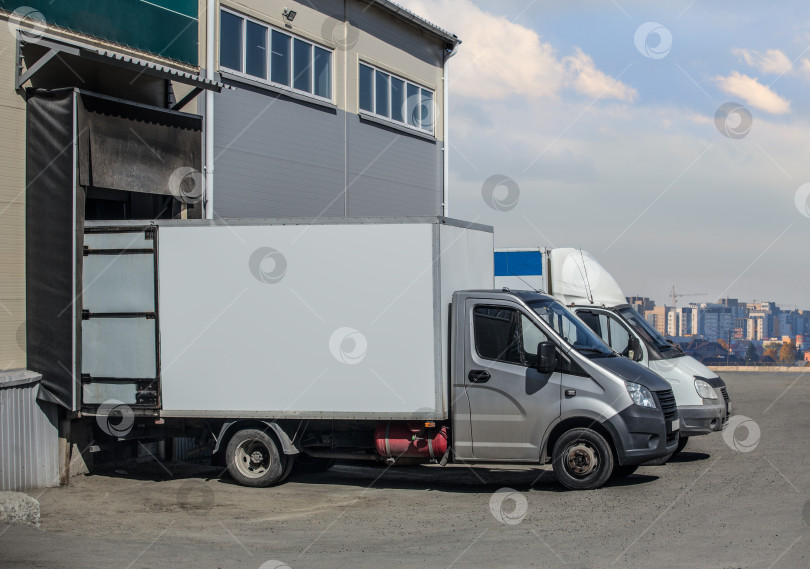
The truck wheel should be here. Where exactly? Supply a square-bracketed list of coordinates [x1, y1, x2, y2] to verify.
[674, 436, 689, 454]
[552, 428, 614, 490]
[226, 429, 287, 487]
[292, 454, 337, 475]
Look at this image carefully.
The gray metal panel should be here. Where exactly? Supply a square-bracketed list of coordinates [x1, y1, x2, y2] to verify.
[81, 319, 157, 378]
[347, 116, 442, 217]
[0, 371, 60, 491]
[82, 254, 155, 313]
[213, 85, 346, 218]
[82, 381, 138, 405]
[84, 231, 153, 250]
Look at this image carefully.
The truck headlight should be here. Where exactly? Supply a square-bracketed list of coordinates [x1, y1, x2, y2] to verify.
[694, 378, 718, 400]
[625, 381, 656, 408]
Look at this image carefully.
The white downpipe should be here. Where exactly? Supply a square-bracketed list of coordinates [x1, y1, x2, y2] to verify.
[204, 0, 215, 219]
[442, 44, 459, 219]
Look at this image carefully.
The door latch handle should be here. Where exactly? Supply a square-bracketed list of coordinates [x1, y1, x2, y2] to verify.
[565, 389, 577, 397]
[468, 370, 491, 383]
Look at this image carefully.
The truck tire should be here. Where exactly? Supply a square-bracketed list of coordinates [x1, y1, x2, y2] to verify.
[552, 428, 614, 490]
[226, 429, 287, 487]
[292, 454, 337, 475]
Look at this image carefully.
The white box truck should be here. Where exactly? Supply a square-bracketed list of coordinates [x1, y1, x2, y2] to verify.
[495, 247, 731, 458]
[69, 219, 680, 489]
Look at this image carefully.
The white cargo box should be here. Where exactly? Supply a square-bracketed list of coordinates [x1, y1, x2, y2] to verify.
[81, 218, 493, 420]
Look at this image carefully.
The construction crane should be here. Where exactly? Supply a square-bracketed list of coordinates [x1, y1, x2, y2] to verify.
[669, 286, 706, 307]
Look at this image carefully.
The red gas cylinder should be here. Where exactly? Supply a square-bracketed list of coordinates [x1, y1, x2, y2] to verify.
[374, 422, 448, 460]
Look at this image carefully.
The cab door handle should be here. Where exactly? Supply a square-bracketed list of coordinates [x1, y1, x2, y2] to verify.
[468, 370, 491, 383]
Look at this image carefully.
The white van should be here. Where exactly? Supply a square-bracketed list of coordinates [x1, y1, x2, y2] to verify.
[495, 247, 731, 458]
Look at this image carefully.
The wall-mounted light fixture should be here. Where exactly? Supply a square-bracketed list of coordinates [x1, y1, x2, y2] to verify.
[282, 8, 297, 22]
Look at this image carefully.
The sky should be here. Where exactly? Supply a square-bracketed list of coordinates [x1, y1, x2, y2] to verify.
[397, 0, 810, 309]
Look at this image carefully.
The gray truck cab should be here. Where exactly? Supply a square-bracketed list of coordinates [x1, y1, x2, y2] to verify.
[450, 290, 679, 489]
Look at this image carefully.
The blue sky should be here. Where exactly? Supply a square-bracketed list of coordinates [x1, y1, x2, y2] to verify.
[400, 0, 810, 308]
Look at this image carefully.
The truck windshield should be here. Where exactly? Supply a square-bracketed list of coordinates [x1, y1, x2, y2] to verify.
[528, 299, 614, 358]
[616, 305, 683, 359]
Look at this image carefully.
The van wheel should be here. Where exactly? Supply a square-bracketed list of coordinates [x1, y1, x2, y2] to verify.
[674, 436, 689, 454]
[552, 428, 614, 490]
[292, 454, 337, 475]
[226, 429, 287, 487]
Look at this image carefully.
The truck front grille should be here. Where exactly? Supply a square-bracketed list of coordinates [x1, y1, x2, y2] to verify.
[656, 389, 678, 422]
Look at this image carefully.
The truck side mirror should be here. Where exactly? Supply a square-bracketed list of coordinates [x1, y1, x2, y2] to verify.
[628, 337, 643, 362]
[536, 341, 557, 374]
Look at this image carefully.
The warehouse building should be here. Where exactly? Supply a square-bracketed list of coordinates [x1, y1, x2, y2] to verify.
[0, 0, 459, 489]
[211, 0, 459, 218]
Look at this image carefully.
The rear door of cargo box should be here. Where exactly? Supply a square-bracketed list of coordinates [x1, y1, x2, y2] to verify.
[81, 227, 160, 411]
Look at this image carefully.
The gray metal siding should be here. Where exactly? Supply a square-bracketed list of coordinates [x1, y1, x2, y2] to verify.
[214, 87, 442, 218]
[347, 116, 441, 216]
[0, 371, 60, 491]
[214, 85, 346, 218]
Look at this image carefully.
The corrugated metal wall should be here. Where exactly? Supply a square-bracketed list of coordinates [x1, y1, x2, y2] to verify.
[214, 88, 442, 218]
[0, 371, 60, 491]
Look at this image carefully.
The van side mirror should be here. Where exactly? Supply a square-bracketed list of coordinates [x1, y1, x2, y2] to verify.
[536, 341, 557, 374]
[628, 337, 643, 362]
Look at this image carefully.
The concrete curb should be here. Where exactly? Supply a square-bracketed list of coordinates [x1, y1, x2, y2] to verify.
[0, 491, 41, 527]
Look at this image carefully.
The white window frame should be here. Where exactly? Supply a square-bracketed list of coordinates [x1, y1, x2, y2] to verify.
[219, 7, 334, 103]
[359, 61, 435, 135]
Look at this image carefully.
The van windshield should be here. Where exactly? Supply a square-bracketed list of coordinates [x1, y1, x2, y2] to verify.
[616, 305, 683, 359]
[528, 299, 614, 358]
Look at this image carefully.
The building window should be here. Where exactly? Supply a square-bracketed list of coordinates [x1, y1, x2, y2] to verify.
[358, 62, 435, 134]
[220, 8, 333, 101]
[220, 10, 243, 72]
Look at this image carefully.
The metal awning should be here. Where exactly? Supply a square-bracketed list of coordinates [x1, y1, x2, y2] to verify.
[16, 33, 233, 108]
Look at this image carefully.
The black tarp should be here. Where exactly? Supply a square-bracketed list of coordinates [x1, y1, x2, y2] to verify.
[26, 88, 203, 409]
[26, 89, 80, 409]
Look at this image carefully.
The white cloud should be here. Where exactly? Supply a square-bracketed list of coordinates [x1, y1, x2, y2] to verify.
[732, 48, 793, 75]
[713, 71, 791, 114]
[399, 0, 636, 102]
[800, 58, 810, 78]
[562, 48, 636, 101]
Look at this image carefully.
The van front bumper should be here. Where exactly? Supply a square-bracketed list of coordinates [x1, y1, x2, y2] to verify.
[604, 405, 679, 466]
[678, 398, 726, 436]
